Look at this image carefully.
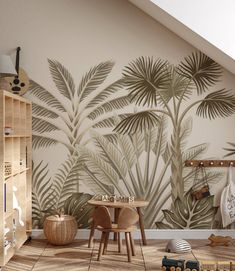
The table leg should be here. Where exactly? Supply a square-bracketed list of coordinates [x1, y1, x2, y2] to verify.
[113, 208, 120, 241]
[136, 207, 147, 246]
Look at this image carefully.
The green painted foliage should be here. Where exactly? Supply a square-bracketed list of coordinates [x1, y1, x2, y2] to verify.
[155, 190, 218, 229]
[64, 193, 94, 228]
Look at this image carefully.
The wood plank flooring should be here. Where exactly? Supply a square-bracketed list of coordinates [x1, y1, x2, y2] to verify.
[2, 238, 235, 270]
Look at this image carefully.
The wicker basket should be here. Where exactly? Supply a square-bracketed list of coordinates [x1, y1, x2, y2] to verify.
[43, 215, 77, 245]
[5, 162, 12, 176]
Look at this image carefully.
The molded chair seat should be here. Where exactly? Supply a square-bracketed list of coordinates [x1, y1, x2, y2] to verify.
[92, 206, 139, 262]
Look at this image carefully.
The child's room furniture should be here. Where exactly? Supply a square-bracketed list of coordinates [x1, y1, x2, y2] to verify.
[0, 90, 32, 268]
[87, 199, 149, 247]
[93, 206, 139, 262]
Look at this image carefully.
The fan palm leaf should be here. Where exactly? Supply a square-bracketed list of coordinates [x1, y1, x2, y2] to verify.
[78, 61, 114, 102]
[29, 80, 66, 112]
[223, 142, 235, 157]
[163, 66, 193, 102]
[177, 51, 222, 94]
[123, 57, 170, 106]
[196, 89, 235, 119]
[114, 111, 161, 134]
[48, 59, 75, 100]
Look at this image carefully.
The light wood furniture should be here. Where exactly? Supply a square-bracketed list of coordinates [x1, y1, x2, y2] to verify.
[0, 90, 32, 268]
[93, 206, 139, 262]
[87, 199, 149, 247]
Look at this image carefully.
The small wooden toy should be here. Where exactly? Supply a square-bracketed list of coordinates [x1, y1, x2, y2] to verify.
[201, 261, 217, 271]
[208, 234, 232, 247]
[217, 261, 231, 271]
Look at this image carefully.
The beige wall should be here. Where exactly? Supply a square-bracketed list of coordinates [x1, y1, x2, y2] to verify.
[1, 0, 235, 228]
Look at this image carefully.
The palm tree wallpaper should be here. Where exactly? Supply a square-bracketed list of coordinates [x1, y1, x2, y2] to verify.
[28, 51, 235, 229]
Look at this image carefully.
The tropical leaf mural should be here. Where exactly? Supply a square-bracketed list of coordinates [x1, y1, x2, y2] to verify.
[30, 51, 234, 229]
[32, 161, 54, 228]
[29, 60, 131, 228]
[64, 193, 94, 228]
[155, 189, 218, 229]
[115, 51, 235, 202]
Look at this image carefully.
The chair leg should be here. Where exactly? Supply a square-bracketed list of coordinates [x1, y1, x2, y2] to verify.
[118, 232, 122, 253]
[129, 232, 136, 256]
[125, 232, 132, 262]
[103, 232, 109, 255]
[97, 232, 106, 261]
[88, 220, 95, 248]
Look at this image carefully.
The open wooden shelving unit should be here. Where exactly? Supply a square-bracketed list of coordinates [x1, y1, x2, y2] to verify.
[0, 90, 32, 268]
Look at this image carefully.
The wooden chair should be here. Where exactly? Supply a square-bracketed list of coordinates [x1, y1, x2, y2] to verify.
[93, 206, 139, 262]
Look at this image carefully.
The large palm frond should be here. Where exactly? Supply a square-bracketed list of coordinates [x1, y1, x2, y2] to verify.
[78, 61, 114, 103]
[92, 114, 130, 129]
[32, 161, 54, 228]
[78, 146, 123, 194]
[182, 143, 208, 162]
[114, 111, 161, 134]
[123, 57, 170, 106]
[85, 79, 124, 109]
[48, 59, 75, 100]
[177, 51, 222, 94]
[87, 95, 130, 120]
[52, 156, 83, 209]
[29, 80, 66, 112]
[91, 130, 128, 177]
[32, 116, 60, 134]
[196, 89, 235, 119]
[32, 103, 59, 119]
[32, 135, 59, 149]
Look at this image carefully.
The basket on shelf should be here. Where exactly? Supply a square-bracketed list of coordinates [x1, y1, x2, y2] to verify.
[4, 162, 12, 176]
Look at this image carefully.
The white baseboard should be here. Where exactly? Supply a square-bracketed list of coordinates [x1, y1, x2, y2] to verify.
[31, 229, 235, 240]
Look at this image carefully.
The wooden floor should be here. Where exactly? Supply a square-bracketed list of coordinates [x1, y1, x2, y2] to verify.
[2, 239, 235, 270]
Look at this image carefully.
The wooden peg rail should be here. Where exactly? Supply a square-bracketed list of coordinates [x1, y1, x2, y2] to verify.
[184, 160, 235, 167]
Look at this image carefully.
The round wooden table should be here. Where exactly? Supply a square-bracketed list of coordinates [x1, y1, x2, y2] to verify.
[87, 199, 149, 247]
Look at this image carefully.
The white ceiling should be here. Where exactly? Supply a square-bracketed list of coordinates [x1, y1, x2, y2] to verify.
[129, 0, 235, 75]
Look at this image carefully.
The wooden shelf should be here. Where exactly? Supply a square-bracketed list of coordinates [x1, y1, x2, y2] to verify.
[4, 168, 30, 180]
[4, 135, 31, 138]
[0, 90, 32, 267]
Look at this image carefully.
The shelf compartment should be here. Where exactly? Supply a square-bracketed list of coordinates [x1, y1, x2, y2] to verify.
[4, 97, 13, 133]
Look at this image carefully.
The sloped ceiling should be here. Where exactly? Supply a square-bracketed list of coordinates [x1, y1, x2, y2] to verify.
[129, 0, 235, 75]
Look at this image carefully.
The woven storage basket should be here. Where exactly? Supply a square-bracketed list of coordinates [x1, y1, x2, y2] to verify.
[43, 215, 77, 245]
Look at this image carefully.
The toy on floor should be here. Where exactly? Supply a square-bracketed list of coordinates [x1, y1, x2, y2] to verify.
[208, 234, 232, 247]
[166, 239, 192, 253]
[162, 256, 235, 271]
[162, 256, 199, 271]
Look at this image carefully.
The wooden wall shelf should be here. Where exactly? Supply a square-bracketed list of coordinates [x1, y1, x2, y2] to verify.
[185, 160, 235, 167]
